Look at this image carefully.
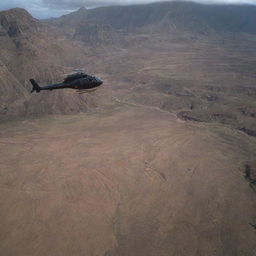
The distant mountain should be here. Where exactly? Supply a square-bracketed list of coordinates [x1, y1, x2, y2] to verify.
[52, 2, 256, 36]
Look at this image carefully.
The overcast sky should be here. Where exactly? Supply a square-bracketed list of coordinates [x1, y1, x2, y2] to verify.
[0, 0, 256, 19]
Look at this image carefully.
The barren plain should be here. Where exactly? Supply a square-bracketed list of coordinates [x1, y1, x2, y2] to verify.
[1, 104, 256, 255]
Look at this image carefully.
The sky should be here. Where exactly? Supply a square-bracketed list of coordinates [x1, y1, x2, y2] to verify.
[0, 0, 256, 19]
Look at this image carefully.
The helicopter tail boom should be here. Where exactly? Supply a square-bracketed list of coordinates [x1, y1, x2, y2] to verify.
[30, 79, 41, 93]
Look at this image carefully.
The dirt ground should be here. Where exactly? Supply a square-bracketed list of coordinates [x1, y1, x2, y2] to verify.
[0, 104, 255, 256]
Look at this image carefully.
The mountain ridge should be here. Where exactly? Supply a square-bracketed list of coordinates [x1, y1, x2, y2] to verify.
[0, 8, 39, 37]
[51, 1, 256, 35]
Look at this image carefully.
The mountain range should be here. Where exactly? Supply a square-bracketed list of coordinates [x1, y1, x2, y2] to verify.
[0, 2, 256, 119]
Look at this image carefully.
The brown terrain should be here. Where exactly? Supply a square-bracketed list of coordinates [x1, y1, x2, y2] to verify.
[0, 2, 256, 255]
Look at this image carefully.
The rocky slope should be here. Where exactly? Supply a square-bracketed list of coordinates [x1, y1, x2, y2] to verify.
[0, 8, 99, 119]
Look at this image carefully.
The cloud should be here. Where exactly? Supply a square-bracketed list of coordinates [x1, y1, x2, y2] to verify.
[42, 0, 167, 9]
[42, 0, 256, 9]
[43, 0, 118, 9]
[0, 0, 78, 18]
[0, 0, 256, 19]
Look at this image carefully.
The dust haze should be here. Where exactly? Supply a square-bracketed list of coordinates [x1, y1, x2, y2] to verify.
[1, 0, 256, 18]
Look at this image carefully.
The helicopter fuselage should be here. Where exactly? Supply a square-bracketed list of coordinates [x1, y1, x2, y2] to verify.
[30, 73, 103, 93]
[41, 77, 102, 91]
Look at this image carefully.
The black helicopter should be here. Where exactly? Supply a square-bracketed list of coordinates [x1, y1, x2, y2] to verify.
[30, 72, 103, 93]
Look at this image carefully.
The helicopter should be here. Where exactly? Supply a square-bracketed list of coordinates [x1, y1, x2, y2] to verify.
[30, 72, 103, 94]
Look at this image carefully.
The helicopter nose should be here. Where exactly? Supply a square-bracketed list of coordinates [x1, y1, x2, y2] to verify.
[96, 77, 103, 86]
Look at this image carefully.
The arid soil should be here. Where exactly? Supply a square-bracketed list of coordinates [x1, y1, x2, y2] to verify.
[0, 104, 256, 256]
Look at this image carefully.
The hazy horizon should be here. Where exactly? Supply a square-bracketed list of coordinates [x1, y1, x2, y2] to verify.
[0, 0, 256, 19]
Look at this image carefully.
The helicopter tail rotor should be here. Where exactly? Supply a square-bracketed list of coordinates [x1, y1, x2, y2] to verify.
[30, 79, 41, 93]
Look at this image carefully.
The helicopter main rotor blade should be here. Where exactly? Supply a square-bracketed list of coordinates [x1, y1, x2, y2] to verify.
[77, 88, 97, 94]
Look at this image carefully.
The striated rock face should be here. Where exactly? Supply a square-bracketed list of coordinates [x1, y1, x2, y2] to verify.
[0, 61, 27, 117]
[73, 23, 115, 46]
[0, 8, 39, 37]
[0, 25, 7, 36]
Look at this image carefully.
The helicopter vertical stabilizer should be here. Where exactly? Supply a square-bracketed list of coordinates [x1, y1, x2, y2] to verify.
[30, 79, 41, 93]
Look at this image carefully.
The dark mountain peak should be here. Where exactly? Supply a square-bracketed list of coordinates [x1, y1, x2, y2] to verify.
[0, 7, 31, 16]
[0, 8, 39, 37]
[51, 6, 88, 28]
[0, 8, 36, 23]
[78, 7, 87, 12]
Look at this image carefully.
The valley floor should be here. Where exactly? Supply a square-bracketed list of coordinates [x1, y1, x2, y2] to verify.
[0, 104, 255, 256]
